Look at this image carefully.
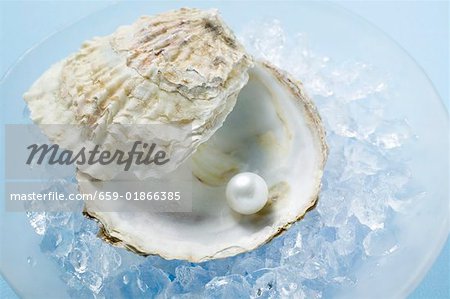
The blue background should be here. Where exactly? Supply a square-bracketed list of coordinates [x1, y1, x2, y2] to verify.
[0, 1, 448, 298]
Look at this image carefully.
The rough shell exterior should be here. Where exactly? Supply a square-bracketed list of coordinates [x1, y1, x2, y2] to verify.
[24, 8, 253, 180]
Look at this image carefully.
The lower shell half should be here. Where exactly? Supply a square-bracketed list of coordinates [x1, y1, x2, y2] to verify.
[78, 61, 328, 262]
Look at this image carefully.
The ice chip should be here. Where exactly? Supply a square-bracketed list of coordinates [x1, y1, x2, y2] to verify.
[363, 229, 398, 256]
[372, 119, 413, 149]
[251, 270, 276, 298]
[205, 275, 251, 298]
[240, 19, 285, 66]
[231, 256, 265, 276]
[172, 265, 210, 294]
[351, 194, 387, 230]
[81, 271, 103, 294]
[26, 211, 47, 235]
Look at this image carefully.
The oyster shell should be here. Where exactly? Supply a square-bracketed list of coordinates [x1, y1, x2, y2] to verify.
[24, 8, 327, 262]
[79, 61, 328, 262]
[23, 8, 252, 180]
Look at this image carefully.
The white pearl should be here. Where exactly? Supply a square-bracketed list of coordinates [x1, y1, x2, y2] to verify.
[226, 172, 269, 215]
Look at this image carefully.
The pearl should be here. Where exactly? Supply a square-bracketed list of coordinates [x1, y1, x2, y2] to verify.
[226, 172, 269, 215]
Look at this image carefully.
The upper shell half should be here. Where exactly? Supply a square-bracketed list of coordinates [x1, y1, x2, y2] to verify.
[23, 8, 253, 180]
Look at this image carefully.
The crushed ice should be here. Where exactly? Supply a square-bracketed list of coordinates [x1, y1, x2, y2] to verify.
[25, 19, 421, 298]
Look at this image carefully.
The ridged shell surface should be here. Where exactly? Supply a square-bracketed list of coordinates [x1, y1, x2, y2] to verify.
[24, 8, 253, 180]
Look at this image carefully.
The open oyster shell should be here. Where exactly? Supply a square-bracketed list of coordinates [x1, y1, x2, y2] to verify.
[23, 8, 252, 180]
[24, 8, 327, 262]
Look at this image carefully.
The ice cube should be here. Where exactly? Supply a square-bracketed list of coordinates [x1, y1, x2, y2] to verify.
[231, 256, 265, 276]
[250, 270, 276, 298]
[372, 119, 413, 149]
[26, 211, 47, 235]
[205, 275, 251, 298]
[81, 271, 103, 294]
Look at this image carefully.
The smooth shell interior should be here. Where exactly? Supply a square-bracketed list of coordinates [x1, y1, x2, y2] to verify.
[79, 61, 327, 262]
